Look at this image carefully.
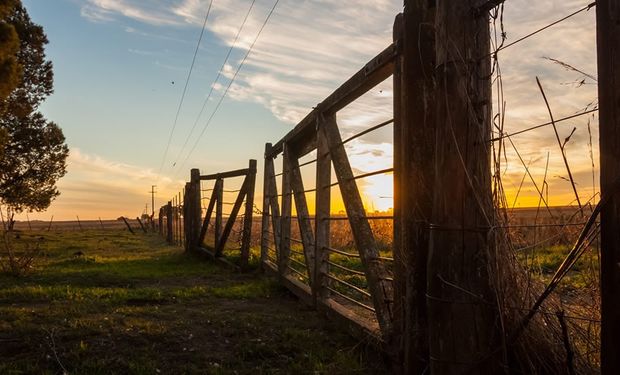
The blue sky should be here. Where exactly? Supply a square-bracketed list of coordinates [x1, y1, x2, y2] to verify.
[18, 0, 598, 220]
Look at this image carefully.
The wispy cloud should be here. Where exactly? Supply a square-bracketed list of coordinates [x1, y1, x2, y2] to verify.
[81, 0, 183, 26]
[76, 0, 599, 207]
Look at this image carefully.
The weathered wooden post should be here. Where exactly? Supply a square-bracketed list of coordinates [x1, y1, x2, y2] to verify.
[261, 144, 273, 265]
[178, 191, 183, 247]
[240, 160, 257, 269]
[279, 143, 293, 276]
[393, 0, 436, 372]
[136, 216, 147, 233]
[215, 178, 223, 252]
[184, 182, 192, 250]
[190, 168, 202, 252]
[314, 116, 332, 306]
[158, 207, 163, 234]
[121, 217, 135, 235]
[172, 195, 176, 244]
[166, 201, 173, 244]
[426, 1, 500, 373]
[596, 1, 620, 373]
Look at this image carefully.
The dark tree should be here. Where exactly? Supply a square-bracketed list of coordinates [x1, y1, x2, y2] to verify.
[0, 0, 21, 102]
[3, 2, 53, 116]
[0, 0, 21, 160]
[0, 1, 67, 216]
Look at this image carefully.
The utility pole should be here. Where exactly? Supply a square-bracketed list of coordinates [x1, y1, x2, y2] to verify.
[149, 185, 157, 217]
[596, 0, 620, 373]
[149, 185, 157, 229]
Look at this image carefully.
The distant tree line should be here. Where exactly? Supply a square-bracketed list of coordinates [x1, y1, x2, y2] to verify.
[0, 0, 67, 227]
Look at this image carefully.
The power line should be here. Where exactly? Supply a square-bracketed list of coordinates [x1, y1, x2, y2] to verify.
[157, 0, 214, 177]
[174, 0, 281, 177]
[490, 1, 596, 57]
[170, 0, 258, 171]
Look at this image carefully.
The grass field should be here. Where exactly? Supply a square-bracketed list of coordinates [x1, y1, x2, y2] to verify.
[0, 230, 389, 374]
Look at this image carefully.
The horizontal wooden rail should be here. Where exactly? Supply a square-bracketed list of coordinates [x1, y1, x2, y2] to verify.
[200, 167, 253, 180]
[267, 43, 398, 158]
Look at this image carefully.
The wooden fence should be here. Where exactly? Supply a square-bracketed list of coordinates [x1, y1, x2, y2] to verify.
[259, 43, 397, 339]
[155, 1, 619, 373]
[159, 160, 257, 270]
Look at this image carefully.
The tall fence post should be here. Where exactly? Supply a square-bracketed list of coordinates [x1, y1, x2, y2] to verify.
[394, 0, 436, 372]
[314, 116, 332, 306]
[178, 191, 183, 247]
[427, 1, 500, 373]
[261, 144, 273, 264]
[190, 168, 202, 252]
[215, 178, 223, 252]
[240, 160, 257, 269]
[279, 143, 292, 276]
[166, 201, 173, 244]
[596, 1, 620, 373]
[158, 207, 163, 234]
[184, 182, 192, 251]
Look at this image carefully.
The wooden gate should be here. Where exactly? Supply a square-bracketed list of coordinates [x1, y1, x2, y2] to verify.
[185, 160, 257, 270]
[261, 44, 397, 340]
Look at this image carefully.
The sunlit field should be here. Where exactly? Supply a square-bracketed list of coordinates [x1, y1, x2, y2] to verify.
[0, 229, 388, 374]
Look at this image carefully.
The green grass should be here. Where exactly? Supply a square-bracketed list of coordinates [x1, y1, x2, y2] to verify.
[0, 230, 388, 374]
[516, 243, 600, 292]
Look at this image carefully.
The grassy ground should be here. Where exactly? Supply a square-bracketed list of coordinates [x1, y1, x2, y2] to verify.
[0, 230, 389, 374]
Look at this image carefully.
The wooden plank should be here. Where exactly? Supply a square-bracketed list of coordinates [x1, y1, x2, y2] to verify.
[198, 182, 219, 245]
[427, 1, 499, 373]
[289, 131, 317, 159]
[315, 116, 332, 305]
[200, 168, 251, 180]
[319, 115, 394, 339]
[319, 298, 381, 339]
[240, 160, 257, 269]
[392, 13, 405, 370]
[178, 191, 183, 247]
[158, 208, 163, 234]
[597, 1, 620, 374]
[267, 158, 282, 261]
[289, 151, 316, 284]
[166, 201, 173, 244]
[261, 144, 274, 264]
[395, 1, 436, 372]
[190, 169, 202, 251]
[215, 177, 249, 257]
[215, 178, 223, 251]
[268, 43, 398, 158]
[279, 143, 293, 276]
[136, 217, 147, 233]
[183, 182, 191, 250]
[121, 217, 135, 235]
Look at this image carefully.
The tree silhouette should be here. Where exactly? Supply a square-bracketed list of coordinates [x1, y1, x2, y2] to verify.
[0, 1, 67, 220]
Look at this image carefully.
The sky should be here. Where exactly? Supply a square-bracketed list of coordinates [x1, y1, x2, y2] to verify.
[14, 0, 598, 221]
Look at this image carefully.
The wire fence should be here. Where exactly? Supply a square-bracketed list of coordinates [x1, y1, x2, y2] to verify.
[153, 1, 612, 372]
[472, 1, 601, 371]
